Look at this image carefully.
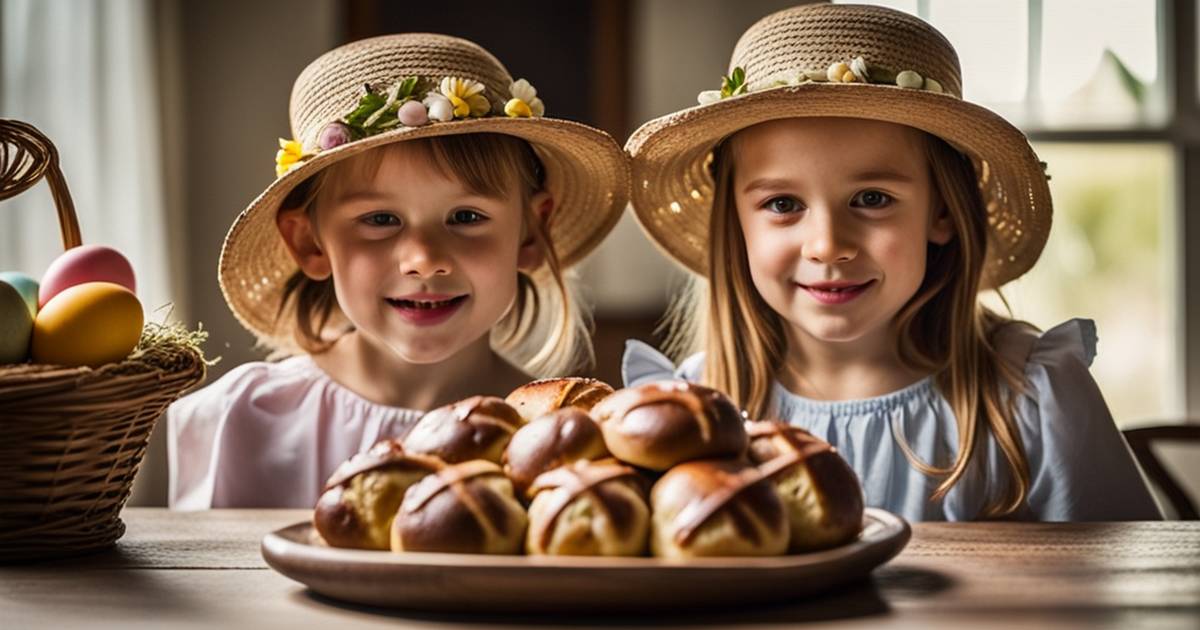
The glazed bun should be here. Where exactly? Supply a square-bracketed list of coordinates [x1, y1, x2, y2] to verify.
[402, 396, 524, 464]
[313, 439, 444, 550]
[590, 381, 748, 471]
[390, 460, 527, 554]
[525, 459, 649, 556]
[504, 377, 614, 423]
[650, 459, 789, 558]
[745, 421, 864, 551]
[504, 407, 610, 499]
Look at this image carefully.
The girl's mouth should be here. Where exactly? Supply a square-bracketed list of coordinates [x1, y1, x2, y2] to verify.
[386, 295, 469, 326]
[798, 280, 875, 305]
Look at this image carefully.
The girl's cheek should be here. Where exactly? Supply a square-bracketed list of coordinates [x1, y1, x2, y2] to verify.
[871, 230, 923, 266]
[751, 244, 787, 279]
[459, 230, 521, 268]
[755, 227, 801, 270]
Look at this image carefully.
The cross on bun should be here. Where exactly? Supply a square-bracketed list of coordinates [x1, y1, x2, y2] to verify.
[401, 396, 524, 464]
[504, 407, 611, 499]
[390, 460, 527, 554]
[313, 439, 444, 550]
[650, 459, 789, 558]
[504, 377, 615, 423]
[746, 421, 864, 552]
[526, 458, 650, 556]
[590, 381, 748, 471]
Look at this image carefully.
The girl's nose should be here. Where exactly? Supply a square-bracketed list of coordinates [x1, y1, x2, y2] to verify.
[802, 209, 857, 264]
[398, 232, 452, 278]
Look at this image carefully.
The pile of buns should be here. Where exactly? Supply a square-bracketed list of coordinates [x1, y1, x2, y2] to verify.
[313, 377, 864, 558]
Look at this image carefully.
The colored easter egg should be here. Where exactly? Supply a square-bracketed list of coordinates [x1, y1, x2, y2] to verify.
[31, 282, 143, 368]
[39, 245, 136, 308]
[0, 271, 40, 317]
[398, 100, 430, 126]
[0, 280, 33, 364]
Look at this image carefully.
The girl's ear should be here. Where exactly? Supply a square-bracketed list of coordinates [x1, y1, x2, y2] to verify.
[929, 203, 955, 246]
[277, 208, 332, 280]
[517, 191, 554, 272]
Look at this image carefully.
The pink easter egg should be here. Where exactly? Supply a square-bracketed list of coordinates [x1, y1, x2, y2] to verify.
[39, 244, 136, 308]
[398, 100, 430, 127]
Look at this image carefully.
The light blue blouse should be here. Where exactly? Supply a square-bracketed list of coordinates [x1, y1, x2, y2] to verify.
[622, 319, 1162, 522]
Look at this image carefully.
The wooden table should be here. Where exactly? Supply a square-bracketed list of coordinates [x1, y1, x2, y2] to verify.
[2, 509, 1198, 629]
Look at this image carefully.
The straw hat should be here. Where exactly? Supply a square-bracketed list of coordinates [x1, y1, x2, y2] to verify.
[220, 34, 630, 349]
[626, 3, 1051, 288]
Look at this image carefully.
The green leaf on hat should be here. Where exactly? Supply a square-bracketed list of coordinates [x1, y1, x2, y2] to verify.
[366, 111, 399, 132]
[396, 76, 420, 101]
[721, 66, 747, 98]
[345, 91, 387, 127]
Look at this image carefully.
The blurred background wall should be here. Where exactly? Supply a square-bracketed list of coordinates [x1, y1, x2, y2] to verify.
[2, 0, 1197, 516]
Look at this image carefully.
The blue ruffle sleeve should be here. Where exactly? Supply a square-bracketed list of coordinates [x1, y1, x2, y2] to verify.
[1015, 319, 1162, 520]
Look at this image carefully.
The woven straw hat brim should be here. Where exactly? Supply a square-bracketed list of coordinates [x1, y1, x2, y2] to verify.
[626, 82, 1052, 289]
[219, 116, 630, 351]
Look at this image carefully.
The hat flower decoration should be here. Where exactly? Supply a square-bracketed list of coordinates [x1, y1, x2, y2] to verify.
[275, 74, 547, 177]
[697, 56, 945, 107]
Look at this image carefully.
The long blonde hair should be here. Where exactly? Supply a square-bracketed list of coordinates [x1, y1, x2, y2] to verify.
[276, 133, 592, 378]
[664, 127, 1031, 517]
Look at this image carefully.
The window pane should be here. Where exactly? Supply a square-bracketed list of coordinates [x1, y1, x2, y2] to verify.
[1038, 0, 1164, 128]
[982, 144, 1179, 426]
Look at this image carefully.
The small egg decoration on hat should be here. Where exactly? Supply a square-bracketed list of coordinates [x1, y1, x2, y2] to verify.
[0, 279, 34, 364]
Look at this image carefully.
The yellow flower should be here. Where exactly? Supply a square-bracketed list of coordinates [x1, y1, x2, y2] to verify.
[504, 79, 545, 118]
[274, 138, 311, 177]
[439, 77, 490, 118]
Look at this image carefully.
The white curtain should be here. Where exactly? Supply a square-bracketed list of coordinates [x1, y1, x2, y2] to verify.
[1, 0, 171, 320]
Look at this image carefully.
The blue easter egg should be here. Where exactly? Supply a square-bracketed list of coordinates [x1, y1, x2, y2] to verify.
[0, 280, 33, 363]
[0, 271, 39, 318]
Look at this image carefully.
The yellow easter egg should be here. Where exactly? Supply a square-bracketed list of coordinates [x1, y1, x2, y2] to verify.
[32, 281, 143, 368]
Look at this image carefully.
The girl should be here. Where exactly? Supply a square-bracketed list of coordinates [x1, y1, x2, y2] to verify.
[168, 34, 629, 509]
[623, 4, 1160, 521]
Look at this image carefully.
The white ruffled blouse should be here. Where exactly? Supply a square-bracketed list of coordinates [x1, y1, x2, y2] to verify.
[167, 355, 423, 509]
[622, 319, 1162, 522]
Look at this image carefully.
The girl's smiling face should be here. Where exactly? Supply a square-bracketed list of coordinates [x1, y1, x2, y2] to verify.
[279, 141, 547, 364]
[731, 117, 953, 349]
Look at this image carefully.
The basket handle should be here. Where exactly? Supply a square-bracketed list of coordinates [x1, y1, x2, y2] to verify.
[0, 119, 82, 250]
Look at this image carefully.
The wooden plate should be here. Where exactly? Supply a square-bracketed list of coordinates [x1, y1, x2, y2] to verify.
[261, 507, 909, 613]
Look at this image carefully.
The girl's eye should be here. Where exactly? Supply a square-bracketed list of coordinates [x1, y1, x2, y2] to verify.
[763, 196, 802, 214]
[362, 212, 401, 227]
[852, 190, 893, 209]
[449, 209, 487, 225]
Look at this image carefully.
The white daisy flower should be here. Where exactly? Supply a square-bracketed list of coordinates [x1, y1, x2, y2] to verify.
[505, 78, 545, 117]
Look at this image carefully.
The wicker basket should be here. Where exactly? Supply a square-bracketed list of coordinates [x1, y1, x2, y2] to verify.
[0, 119, 206, 562]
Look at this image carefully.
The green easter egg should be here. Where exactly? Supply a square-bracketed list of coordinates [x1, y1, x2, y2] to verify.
[0, 280, 33, 364]
[0, 271, 39, 317]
